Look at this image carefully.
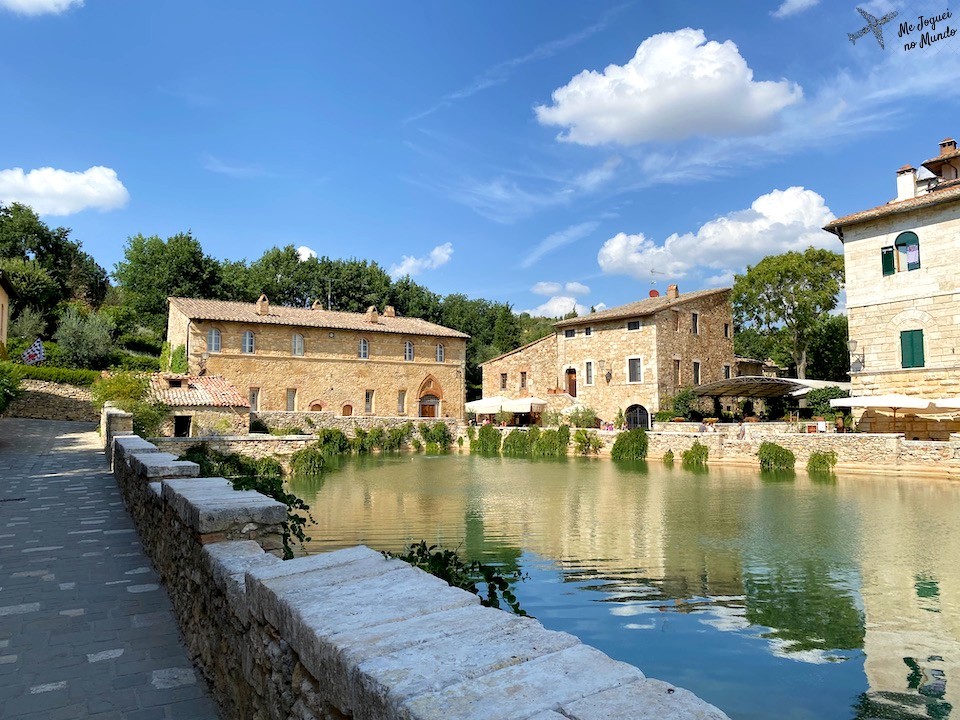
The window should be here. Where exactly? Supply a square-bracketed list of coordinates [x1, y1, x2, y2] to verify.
[286, 388, 297, 412]
[364, 389, 374, 414]
[520, 371, 527, 389]
[242, 331, 255, 354]
[500, 373, 507, 390]
[404, 340, 414, 361]
[397, 390, 406, 414]
[207, 328, 221, 353]
[564, 329, 576, 338]
[436, 344, 445, 362]
[724, 364, 731, 380]
[673, 359, 681, 387]
[675, 313, 681, 332]
[627, 357, 643, 383]
[901, 329, 925, 368]
[724, 323, 730, 339]
[896, 232, 921, 271]
[584, 327, 593, 336]
[248, 387, 260, 412]
[358, 338, 369, 359]
[881, 246, 896, 276]
[691, 312, 700, 335]
[585, 361, 594, 386]
[627, 320, 641, 331]
[291, 333, 304, 357]
[693, 361, 701, 386]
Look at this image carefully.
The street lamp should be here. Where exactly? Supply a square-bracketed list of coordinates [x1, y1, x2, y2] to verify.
[848, 340, 864, 371]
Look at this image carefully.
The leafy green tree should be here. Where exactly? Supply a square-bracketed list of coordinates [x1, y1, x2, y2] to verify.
[492, 305, 521, 356]
[388, 276, 443, 323]
[733, 248, 844, 378]
[53, 307, 114, 369]
[0, 259, 60, 323]
[8, 307, 46, 340]
[113, 232, 223, 331]
[245, 245, 317, 307]
[805, 314, 849, 382]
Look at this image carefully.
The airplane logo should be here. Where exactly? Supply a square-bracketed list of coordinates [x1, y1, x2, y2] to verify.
[848, 7, 900, 49]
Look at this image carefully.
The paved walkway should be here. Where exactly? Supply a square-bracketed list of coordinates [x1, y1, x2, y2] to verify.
[0, 418, 220, 719]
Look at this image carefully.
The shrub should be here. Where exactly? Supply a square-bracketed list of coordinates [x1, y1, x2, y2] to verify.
[567, 406, 598, 428]
[614, 407, 626, 430]
[611, 428, 649, 461]
[494, 410, 513, 427]
[673, 388, 702, 420]
[557, 424, 570, 449]
[111, 353, 161, 372]
[315, 428, 351, 456]
[806, 386, 850, 419]
[472, 424, 502, 454]
[351, 428, 371, 453]
[169, 345, 188, 374]
[466, 425, 476, 441]
[807, 450, 838, 474]
[5, 363, 99, 386]
[502, 429, 532, 457]
[8, 307, 45, 340]
[457, 435, 464, 448]
[383, 423, 413, 452]
[573, 429, 602, 455]
[116, 332, 163, 356]
[653, 409, 674, 422]
[425, 441, 442, 454]
[290, 446, 325, 475]
[367, 427, 386, 450]
[411, 438, 423, 451]
[758, 442, 796, 471]
[269, 426, 305, 436]
[0, 362, 21, 414]
[527, 425, 540, 446]
[384, 541, 527, 615]
[662, 449, 674, 466]
[420, 421, 453, 448]
[682, 440, 709, 468]
[90, 372, 167, 437]
[53, 307, 114, 370]
[532, 429, 566, 457]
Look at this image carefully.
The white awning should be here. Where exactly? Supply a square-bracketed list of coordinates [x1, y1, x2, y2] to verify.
[830, 394, 937, 412]
[501, 397, 548, 414]
[465, 396, 508, 414]
[932, 397, 960, 411]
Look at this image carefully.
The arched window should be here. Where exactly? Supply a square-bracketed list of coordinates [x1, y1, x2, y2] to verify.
[895, 232, 921, 271]
[207, 328, 221, 353]
[291, 333, 304, 356]
[436, 343, 445, 362]
[358, 338, 369, 359]
[404, 340, 414, 361]
[241, 331, 255, 354]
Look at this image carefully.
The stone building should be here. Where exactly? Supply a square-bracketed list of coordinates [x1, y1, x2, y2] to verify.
[824, 136, 960, 437]
[166, 296, 469, 420]
[0, 269, 12, 351]
[481, 285, 734, 428]
[148, 373, 250, 437]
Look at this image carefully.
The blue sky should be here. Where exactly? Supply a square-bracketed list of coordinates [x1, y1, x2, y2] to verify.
[2, 0, 959, 316]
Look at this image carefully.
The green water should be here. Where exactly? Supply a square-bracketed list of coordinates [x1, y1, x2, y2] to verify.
[287, 454, 960, 720]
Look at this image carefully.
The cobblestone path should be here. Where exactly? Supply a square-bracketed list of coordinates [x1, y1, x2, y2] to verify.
[0, 418, 220, 719]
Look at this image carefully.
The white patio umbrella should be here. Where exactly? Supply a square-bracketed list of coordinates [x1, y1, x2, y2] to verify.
[501, 397, 548, 414]
[830, 394, 937, 430]
[932, 397, 960, 411]
[465, 396, 508, 414]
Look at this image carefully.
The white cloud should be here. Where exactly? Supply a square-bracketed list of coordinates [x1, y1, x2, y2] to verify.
[202, 153, 267, 179]
[297, 246, 317, 262]
[532, 280, 591, 296]
[389, 242, 453, 279]
[572, 157, 622, 191]
[522, 221, 599, 268]
[0, 166, 129, 215]
[592, 302, 607, 312]
[521, 296, 587, 318]
[535, 28, 802, 146]
[598, 186, 835, 282]
[772, 0, 819, 18]
[0, 0, 81, 15]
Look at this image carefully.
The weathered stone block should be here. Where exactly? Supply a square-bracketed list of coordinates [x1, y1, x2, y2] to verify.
[130, 451, 199, 479]
[162, 477, 287, 533]
[560, 678, 728, 719]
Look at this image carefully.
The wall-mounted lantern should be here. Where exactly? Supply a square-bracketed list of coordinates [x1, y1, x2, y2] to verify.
[848, 340, 864, 371]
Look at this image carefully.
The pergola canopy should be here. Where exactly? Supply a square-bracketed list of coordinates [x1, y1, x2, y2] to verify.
[693, 376, 808, 399]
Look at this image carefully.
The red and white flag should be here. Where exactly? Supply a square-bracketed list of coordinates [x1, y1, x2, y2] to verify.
[21, 338, 45, 365]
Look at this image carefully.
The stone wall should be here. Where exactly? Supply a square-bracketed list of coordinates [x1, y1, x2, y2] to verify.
[252, 410, 459, 438]
[158, 406, 249, 437]
[4, 379, 97, 422]
[108, 434, 729, 720]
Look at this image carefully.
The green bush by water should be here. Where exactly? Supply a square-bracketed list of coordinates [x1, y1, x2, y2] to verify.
[682, 440, 709, 468]
[289, 446, 325, 475]
[532, 429, 566, 457]
[472, 424, 502, 454]
[502, 429, 532, 457]
[611, 428, 649, 461]
[573, 428, 602, 455]
[757, 442, 796, 471]
[662, 449, 674, 466]
[807, 450, 838, 474]
[419, 421, 453, 448]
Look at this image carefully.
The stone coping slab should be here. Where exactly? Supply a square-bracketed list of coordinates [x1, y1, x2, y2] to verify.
[162, 477, 287, 532]
[559, 678, 728, 720]
[113, 435, 160, 456]
[130, 451, 200, 479]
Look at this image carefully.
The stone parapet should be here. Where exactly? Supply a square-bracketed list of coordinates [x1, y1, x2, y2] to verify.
[108, 432, 730, 719]
[252, 411, 459, 438]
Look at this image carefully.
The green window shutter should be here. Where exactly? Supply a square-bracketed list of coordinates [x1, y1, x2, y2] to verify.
[881, 246, 896, 276]
[901, 330, 925, 368]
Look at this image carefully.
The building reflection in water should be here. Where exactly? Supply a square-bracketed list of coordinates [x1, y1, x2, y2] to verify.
[290, 455, 960, 718]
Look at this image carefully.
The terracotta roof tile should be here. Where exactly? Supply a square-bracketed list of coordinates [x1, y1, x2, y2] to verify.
[169, 297, 470, 339]
[149, 374, 249, 408]
[823, 183, 960, 234]
[922, 147, 960, 170]
[553, 288, 730, 328]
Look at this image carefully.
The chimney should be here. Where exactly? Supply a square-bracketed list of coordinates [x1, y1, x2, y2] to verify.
[940, 137, 957, 155]
[382, 305, 396, 318]
[311, 299, 323, 310]
[666, 284, 679, 300]
[365, 305, 379, 323]
[255, 294, 269, 316]
[896, 164, 917, 201]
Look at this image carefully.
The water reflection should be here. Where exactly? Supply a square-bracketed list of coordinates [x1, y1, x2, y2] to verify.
[288, 455, 960, 720]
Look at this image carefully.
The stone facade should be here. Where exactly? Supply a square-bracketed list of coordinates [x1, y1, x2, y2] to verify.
[481, 286, 734, 427]
[109, 433, 729, 720]
[167, 298, 469, 420]
[825, 137, 960, 435]
[3, 379, 96, 422]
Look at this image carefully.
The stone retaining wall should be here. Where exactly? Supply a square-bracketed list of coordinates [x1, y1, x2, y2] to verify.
[253, 410, 459, 438]
[5, 379, 96, 422]
[108, 433, 728, 720]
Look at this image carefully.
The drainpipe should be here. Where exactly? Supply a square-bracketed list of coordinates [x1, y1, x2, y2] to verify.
[185, 320, 191, 372]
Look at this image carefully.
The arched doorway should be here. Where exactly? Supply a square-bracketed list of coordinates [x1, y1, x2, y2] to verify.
[565, 368, 577, 397]
[625, 404, 649, 430]
[341, 404, 353, 417]
[419, 394, 440, 418]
